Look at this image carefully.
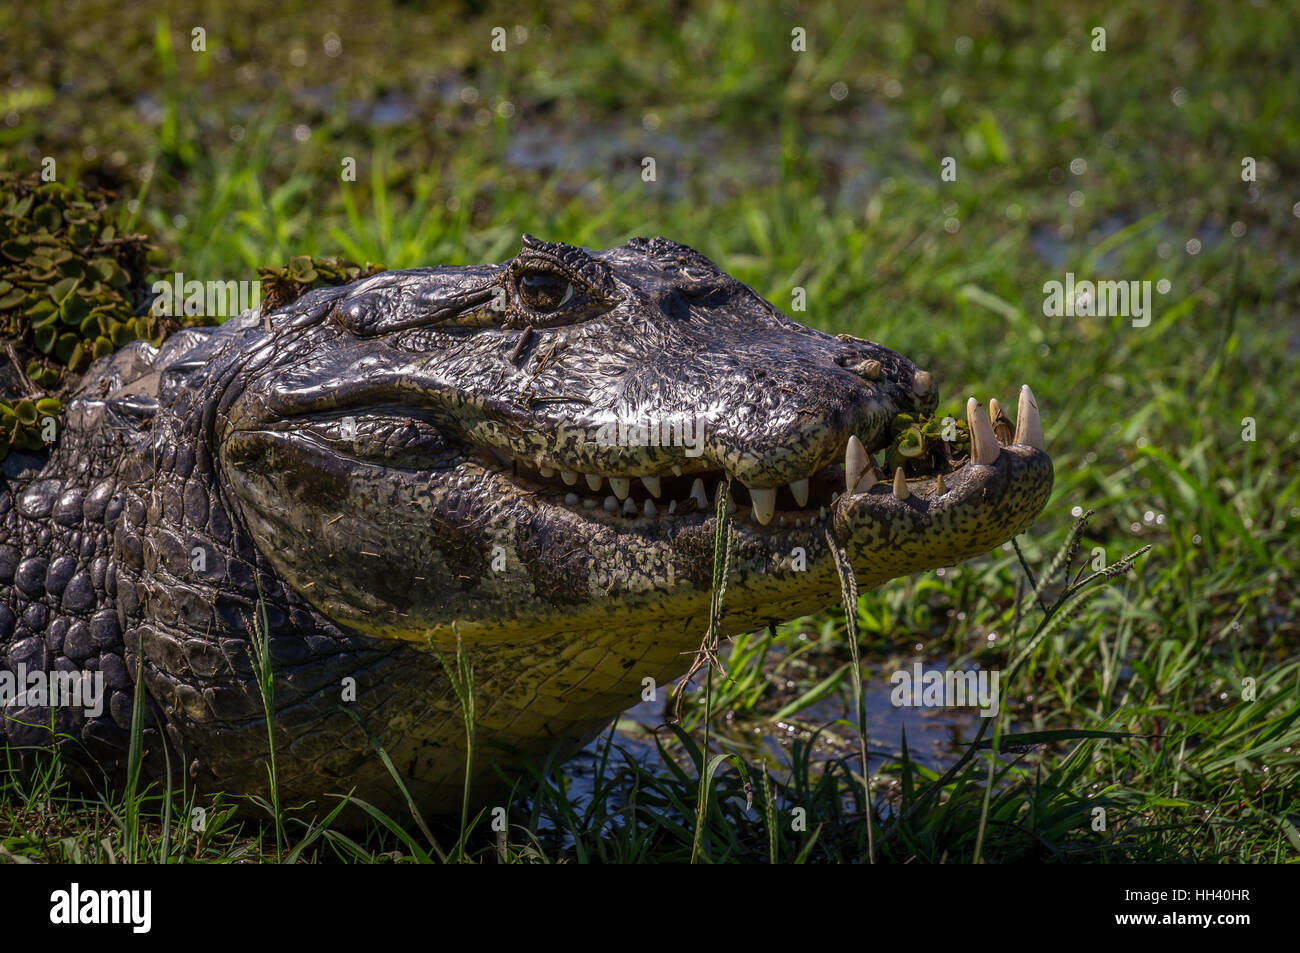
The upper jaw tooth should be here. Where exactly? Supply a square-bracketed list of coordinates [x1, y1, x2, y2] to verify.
[641, 475, 661, 498]
[967, 397, 1001, 466]
[585, 473, 603, 491]
[609, 477, 631, 500]
[1013, 384, 1044, 450]
[789, 477, 810, 507]
[749, 487, 776, 525]
[561, 470, 578, 485]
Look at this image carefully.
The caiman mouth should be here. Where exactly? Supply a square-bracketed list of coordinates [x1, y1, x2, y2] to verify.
[472, 385, 1046, 532]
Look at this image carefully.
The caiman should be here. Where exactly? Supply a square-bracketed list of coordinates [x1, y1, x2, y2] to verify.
[0, 235, 1052, 815]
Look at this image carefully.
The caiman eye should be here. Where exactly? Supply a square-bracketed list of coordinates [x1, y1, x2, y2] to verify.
[517, 271, 574, 313]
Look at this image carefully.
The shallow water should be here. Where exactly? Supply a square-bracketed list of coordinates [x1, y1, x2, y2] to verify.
[551, 651, 1005, 827]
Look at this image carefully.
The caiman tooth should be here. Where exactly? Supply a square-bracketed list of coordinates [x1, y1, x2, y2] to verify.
[641, 475, 661, 498]
[668, 499, 678, 515]
[845, 434, 870, 495]
[749, 487, 776, 525]
[789, 477, 810, 507]
[585, 473, 603, 491]
[561, 470, 578, 485]
[967, 397, 1001, 466]
[934, 472, 947, 495]
[564, 492, 579, 506]
[690, 478, 708, 509]
[609, 477, 631, 500]
[893, 466, 910, 500]
[989, 397, 1014, 447]
[644, 498, 657, 517]
[1014, 384, 1044, 450]
[671, 464, 683, 476]
[603, 496, 619, 513]
[539, 466, 555, 478]
[622, 497, 638, 516]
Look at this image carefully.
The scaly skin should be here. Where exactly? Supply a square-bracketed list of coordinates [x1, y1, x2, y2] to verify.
[0, 236, 1052, 814]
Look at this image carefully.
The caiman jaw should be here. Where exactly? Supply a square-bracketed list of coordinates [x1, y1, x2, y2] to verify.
[478, 384, 1047, 536]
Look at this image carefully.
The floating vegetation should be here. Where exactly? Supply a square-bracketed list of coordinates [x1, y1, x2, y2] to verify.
[884, 411, 971, 477]
[0, 171, 171, 456]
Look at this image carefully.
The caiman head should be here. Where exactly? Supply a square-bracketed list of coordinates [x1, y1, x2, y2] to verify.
[123, 235, 1052, 811]
[221, 235, 1051, 645]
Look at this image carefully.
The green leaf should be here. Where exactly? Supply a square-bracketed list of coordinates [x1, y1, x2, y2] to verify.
[110, 321, 135, 347]
[58, 294, 90, 325]
[0, 239, 31, 261]
[54, 332, 78, 362]
[50, 276, 79, 302]
[34, 326, 57, 353]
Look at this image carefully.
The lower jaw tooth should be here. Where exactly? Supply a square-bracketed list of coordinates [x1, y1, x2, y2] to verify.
[845, 434, 869, 496]
[988, 398, 1014, 447]
[893, 466, 910, 500]
[644, 499, 658, 517]
[690, 478, 708, 509]
[668, 500, 678, 515]
[851, 468, 878, 495]
[623, 497, 638, 516]
[564, 492, 579, 505]
[967, 397, 1001, 466]
[1014, 384, 1044, 450]
[603, 496, 619, 513]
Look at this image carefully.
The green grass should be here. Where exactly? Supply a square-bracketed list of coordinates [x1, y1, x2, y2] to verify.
[1, 0, 1298, 862]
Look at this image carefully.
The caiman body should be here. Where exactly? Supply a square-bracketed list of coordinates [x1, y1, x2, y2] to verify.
[0, 236, 1052, 814]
